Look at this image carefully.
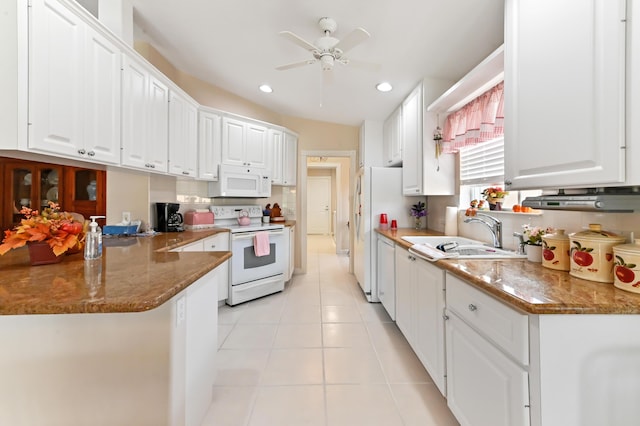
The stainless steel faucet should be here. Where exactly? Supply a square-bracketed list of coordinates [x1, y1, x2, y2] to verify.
[463, 213, 503, 248]
[513, 231, 526, 255]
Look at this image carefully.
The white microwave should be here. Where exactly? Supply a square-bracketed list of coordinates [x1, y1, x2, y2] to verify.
[208, 164, 272, 198]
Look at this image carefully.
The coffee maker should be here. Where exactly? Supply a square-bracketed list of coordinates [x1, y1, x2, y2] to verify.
[156, 202, 184, 232]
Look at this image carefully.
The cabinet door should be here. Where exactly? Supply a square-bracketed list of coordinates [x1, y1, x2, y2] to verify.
[29, 0, 84, 157]
[383, 106, 402, 166]
[394, 247, 415, 341]
[283, 132, 297, 186]
[446, 311, 530, 426]
[202, 234, 229, 301]
[121, 55, 149, 170]
[146, 75, 169, 172]
[269, 129, 284, 184]
[198, 110, 222, 180]
[169, 91, 198, 177]
[84, 26, 121, 165]
[221, 117, 246, 166]
[504, 0, 626, 189]
[245, 123, 269, 168]
[377, 236, 396, 320]
[402, 84, 423, 195]
[415, 259, 446, 396]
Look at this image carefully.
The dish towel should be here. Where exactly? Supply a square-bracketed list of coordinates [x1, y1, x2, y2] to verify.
[254, 231, 271, 257]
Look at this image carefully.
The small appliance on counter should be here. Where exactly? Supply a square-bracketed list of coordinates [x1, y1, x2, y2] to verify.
[183, 209, 215, 230]
[155, 202, 184, 232]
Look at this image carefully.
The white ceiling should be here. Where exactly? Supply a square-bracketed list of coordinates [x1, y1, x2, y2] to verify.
[130, 0, 505, 127]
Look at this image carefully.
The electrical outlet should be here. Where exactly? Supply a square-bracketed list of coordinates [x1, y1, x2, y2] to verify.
[122, 211, 131, 224]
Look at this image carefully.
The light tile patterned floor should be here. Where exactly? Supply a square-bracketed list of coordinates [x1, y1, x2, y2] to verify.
[202, 235, 459, 426]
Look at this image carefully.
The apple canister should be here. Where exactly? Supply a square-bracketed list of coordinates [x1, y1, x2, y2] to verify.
[612, 240, 640, 293]
[569, 224, 625, 283]
[541, 229, 570, 271]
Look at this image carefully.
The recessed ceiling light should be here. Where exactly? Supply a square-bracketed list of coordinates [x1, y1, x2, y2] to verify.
[376, 82, 393, 92]
[259, 84, 273, 93]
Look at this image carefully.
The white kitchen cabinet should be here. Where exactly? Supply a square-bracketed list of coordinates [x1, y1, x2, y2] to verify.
[168, 89, 198, 177]
[401, 79, 455, 196]
[445, 274, 530, 426]
[377, 234, 396, 320]
[383, 106, 402, 166]
[198, 108, 222, 181]
[269, 128, 284, 184]
[121, 54, 169, 173]
[283, 225, 295, 282]
[221, 116, 269, 169]
[29, 0, 120, 165]
[394, 246, 447, 395]
[282, 131, 298, 186]
[504, 0, 626, 189]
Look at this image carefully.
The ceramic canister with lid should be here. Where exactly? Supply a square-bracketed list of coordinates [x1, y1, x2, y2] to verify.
[541, 229, 570, 271]
[612, 240, 640, 293]
[569, 224, 626, 283]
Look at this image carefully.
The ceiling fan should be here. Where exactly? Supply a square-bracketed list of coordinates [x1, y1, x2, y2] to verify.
[277, 17, 378, 73]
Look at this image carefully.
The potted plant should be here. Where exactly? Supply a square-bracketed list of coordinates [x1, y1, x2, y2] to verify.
[410, 201, 427, 229]
[522, 224, 553, 262]
[0, 202, 85, 265]
[481, 186, 509, 210]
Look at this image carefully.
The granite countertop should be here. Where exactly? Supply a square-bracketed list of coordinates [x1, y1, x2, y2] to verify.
[0, 229, 231, 315]
[377, 228, 640, 315]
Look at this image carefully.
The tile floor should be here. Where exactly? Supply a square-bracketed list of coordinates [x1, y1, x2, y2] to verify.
[201, 235, 459, 426]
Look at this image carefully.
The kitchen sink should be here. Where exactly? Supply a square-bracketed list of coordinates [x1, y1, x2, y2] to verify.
[401, 236, 526, 259]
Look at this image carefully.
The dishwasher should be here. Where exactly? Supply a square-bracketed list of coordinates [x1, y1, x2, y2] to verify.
[377, 235, 396, 320]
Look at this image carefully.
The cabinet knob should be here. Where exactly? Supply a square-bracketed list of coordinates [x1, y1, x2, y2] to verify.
[151, 164, 155, 169]
[87, 151, 95, 157]
[504, 180, 512, 187]
[77, 149, 86, 155]
[210, 244, 216, 249]
[468, 304, 478, 312]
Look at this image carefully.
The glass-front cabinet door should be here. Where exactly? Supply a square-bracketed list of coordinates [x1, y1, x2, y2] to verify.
[39, 167, 60, 209]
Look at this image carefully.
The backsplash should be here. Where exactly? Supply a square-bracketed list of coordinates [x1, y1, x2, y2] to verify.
[428, 195, 640, 250]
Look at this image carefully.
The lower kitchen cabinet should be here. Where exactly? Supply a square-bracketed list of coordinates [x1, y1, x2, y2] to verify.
[377, 234, 396, 320]
[445, 274, 530, 426]
[394, 246, 447, 395]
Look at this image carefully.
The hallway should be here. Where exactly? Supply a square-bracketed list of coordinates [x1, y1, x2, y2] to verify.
[202, 235, 459, 425]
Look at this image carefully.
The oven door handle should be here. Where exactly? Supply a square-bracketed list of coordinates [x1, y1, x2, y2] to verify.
[231, 230, 284, 240]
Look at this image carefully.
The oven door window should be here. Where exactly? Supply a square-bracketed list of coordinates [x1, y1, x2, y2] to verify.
[244, 244, 277, 268]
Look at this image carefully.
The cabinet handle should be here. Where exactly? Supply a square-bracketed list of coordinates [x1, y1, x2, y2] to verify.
[443, 313, 449, 320]
[210, 244, 216, 249]
[504, 180, 512, 187]
[87, 151, 95, 157]
[150, 164, 155, 169]
[182, 171, 189, 175]
[468, 304, 478, 312]
[77, 149, 86, 155]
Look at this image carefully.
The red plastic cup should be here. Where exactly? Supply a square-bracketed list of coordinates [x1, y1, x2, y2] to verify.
[380, 213, 388, 224]
[391, 219, 398, 230]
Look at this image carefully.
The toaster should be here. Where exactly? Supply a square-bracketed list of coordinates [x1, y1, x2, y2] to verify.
[184, 210, 214, 227]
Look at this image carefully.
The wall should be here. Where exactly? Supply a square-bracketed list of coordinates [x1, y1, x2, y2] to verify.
[105, 167, 150, 230]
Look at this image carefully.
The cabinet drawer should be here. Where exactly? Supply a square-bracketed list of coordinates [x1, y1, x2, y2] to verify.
[446, 273, 529, 365]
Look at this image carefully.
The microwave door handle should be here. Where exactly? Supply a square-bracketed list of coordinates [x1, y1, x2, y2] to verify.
[231, 230, 285, 240]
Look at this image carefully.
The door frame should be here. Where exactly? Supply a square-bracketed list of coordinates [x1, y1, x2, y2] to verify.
[299, 150, 356, 274]
[306, 174, 332, 235]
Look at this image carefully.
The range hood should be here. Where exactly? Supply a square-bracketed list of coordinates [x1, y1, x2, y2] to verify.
[522, 188, 640, 212]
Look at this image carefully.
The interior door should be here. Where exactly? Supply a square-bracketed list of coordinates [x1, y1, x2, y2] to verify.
[307, 176, 331, 234]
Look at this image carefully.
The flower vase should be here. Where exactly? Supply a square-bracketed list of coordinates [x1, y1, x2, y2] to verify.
[488, 197, 504, 211]
[27, 241, 63, 266]
[526, 244, 543, 262]
[414, 216, 423, 229]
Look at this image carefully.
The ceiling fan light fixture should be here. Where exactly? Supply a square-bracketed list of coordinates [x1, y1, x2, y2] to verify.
[376, 82, 393, 92]
[320, 54, 334, 71]
[259, 84, 273, 93]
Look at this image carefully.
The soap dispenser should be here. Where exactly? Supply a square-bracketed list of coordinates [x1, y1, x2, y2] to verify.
[84, 215, 106, 260]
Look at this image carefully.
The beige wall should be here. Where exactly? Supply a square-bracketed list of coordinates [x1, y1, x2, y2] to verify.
[105, 167, 150, 230]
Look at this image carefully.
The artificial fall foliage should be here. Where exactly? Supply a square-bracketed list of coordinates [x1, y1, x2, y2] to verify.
[0, 202, 85, 257]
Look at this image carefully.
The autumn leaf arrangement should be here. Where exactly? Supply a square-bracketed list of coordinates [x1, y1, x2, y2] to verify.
[0, 202, 85, 257]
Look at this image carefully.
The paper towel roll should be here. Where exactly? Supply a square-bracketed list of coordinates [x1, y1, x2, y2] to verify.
[444, 206, 458, 236]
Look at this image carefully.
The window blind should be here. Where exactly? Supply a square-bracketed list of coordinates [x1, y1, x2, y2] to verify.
[459, 137, 504, 185]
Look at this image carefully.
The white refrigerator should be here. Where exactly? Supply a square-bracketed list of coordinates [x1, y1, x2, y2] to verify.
[353, 167, 421, 302]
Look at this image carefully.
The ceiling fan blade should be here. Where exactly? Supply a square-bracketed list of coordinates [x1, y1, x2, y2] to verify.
[276, 59, 317, 71]
[334, 27, 370, 53]
[279, 31, 319, 52]
[337, 57, 381, 71]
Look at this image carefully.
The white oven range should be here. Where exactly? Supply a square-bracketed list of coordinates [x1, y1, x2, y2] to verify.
[210, 205, 285, 305]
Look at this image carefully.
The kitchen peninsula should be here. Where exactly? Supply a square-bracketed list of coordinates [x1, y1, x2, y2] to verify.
[0, 229, 231, 426]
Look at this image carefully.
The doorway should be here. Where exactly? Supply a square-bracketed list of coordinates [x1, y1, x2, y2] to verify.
[307, 176, 331, 235]
[299, 150, 356, 274]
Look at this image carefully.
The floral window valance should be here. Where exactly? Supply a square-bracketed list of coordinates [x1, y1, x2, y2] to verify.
[442, 81, 504, 153]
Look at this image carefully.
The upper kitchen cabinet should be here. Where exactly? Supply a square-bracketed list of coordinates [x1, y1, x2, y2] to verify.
[504, 0, 626, 189]
[268, 128, 284, 184]
[282, 131, 298, 186]
[168, 89, 198, 177]
[383, 106, 402, 167]
[221, 116, 269, 169]
[198, 107, 223, 181]
[402, 79, 455, 196]
[28, 0, 121, 165]
[121, 54, 169, 173]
